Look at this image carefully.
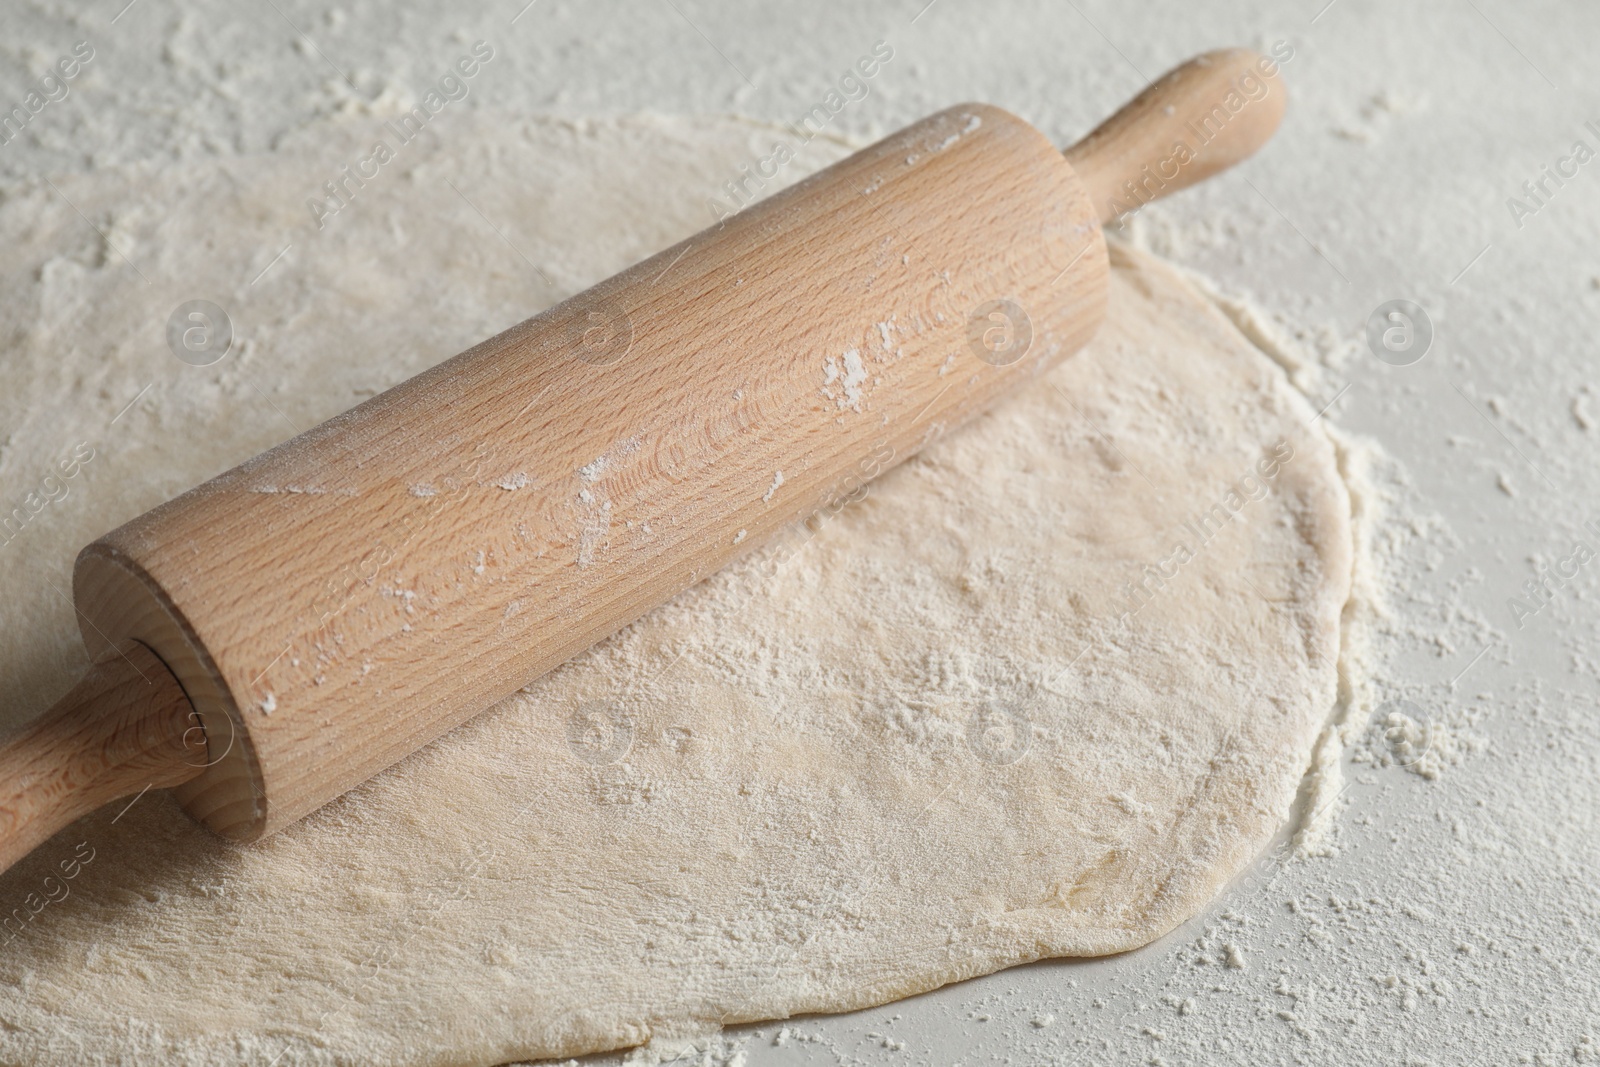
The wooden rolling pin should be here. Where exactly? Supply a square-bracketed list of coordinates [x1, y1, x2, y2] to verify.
[0, 49, 1285, 873]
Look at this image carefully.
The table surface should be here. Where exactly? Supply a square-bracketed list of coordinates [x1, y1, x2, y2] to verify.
[4, 1, 1598, 1063]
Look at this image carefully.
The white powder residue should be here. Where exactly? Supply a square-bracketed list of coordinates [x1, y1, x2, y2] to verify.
[837, 348, 866, 411]
[586, 437, 643, 477]
[576, 488, 613, 568]
[762, 470, 783, 503]
[933, 118, 979, 152]
[1354, 699, 1490, 780]
[574, 438, 639, 566]
[875, 319, 895, 351]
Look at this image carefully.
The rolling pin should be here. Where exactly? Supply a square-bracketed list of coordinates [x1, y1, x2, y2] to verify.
[0, 49, 1285, 873]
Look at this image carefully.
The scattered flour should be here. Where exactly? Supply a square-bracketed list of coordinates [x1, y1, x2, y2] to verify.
[821, 349, 868, 411]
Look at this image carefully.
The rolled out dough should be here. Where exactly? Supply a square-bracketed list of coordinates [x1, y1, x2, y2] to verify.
[0, 113, 1352, 1065]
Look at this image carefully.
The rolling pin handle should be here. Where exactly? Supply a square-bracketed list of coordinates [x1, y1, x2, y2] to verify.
[1063, 47, 1288, 225]
[0, 643, 204, 876]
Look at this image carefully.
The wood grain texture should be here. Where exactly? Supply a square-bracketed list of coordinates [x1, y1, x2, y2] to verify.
[0, 643, 202, 872]
[77, 103, 1108, 840]
[1064, 48, 1286, 223]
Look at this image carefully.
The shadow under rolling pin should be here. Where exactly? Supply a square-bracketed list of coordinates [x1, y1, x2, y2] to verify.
[0, 48, 1286, 874]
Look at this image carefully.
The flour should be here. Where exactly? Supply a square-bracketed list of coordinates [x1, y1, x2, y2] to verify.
[819, 348, 868, 411]
[761, 471, 784, 503]
[875, 319, 895, 351]
[840, 348, 866, 409]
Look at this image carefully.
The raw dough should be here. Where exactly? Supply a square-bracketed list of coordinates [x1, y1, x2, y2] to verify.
[0, 113, 1351, 1065]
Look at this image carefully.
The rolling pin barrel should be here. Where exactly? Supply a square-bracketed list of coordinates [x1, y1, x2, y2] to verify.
[0, 48, 1284, 868]
[76, 103, 1110, 840]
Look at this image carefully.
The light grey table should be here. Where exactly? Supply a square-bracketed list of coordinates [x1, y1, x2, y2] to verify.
[5, 1, 1596, 1063]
